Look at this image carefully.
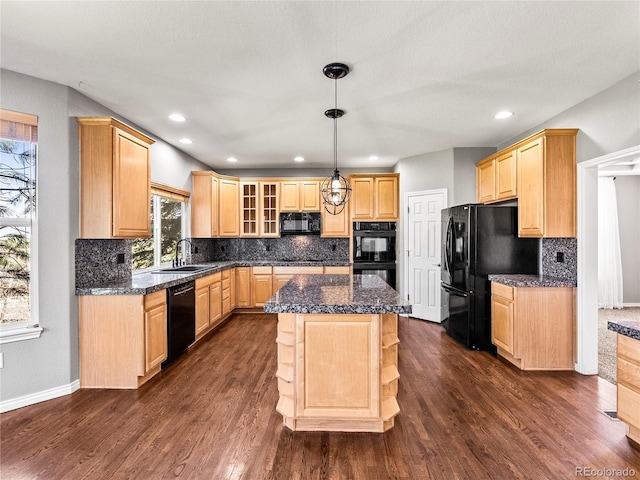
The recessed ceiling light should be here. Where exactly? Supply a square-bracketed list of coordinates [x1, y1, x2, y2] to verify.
[169, 113, 186, 122]
[179, 138, 192, 144]
[227, 157, 238, 163]
[294, 156, 305, 162]
[369, 156, 379, 161]
[494, 111, 514, 120]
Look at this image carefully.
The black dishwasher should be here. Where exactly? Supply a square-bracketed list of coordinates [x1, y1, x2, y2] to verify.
[162, 281, 196, 369]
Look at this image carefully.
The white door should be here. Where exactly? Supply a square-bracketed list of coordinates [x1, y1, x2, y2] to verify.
[405, 189, 447, 322]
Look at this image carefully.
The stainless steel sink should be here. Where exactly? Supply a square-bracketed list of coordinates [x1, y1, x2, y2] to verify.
[151, 265, 213, 274]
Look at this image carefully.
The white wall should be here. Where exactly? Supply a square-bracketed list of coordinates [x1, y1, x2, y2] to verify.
[615, 175, 640, 304]
[0, 69, 210, 406]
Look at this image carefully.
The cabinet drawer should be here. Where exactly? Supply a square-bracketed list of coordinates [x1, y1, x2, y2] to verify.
[618, 383, 640, 430]
[222, 269, 230, 280]
[618, 334, 640, 364]
[253, 266, 272, 274]
[145, 289, 166, 309]
[222, 277, 230, 290]
[196, 272, 221, 288]
[619, 357, 640, 392]
[324, 266, 350, 274]
[222, 296, 231, 315]
[491, 282, 514, 301]
[273, 266, 324, 275]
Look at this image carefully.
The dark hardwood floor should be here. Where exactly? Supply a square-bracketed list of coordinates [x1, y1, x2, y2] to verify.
[2, 314, 639, 479]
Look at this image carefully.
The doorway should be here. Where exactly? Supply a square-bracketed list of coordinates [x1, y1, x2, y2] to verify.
[576, 145, 640, 375]
[404, 189, 447, 322]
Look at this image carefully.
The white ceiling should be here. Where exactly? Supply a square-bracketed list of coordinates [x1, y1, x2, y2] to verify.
[1, 1, 639, 170]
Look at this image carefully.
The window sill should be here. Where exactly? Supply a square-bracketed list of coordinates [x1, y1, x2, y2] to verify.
[0, 325, 43, 344]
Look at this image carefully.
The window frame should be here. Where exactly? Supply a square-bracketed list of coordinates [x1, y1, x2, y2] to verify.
[132, 182, 190, 273]
[0, 109, 42, 344]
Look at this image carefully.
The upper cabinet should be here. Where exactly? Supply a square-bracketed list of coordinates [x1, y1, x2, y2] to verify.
[240, 182, 259, 237]
[78, 117, 154, 238]
[516, 130, 577, 238]
[219, 177, 240, 237]
[349, 174, 399, 221]
[280, 180, 321, 212]
[476, 129, 577, 238]
[259, 182, 280, 237]
[476, 150, 517, 204]
[321, 201, 350, 237]
[191, 172, 219, 238]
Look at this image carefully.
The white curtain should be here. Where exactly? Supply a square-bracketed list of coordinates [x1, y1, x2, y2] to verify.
[598, 177, 624, 309]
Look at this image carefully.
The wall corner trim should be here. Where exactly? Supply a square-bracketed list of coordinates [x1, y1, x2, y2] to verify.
[0, 379, 80, 413]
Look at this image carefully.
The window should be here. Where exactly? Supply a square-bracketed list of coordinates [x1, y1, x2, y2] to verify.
[132, 183, 190, 271]
[0, 109, 41, 342]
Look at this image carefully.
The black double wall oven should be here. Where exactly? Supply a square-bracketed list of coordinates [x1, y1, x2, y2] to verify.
[352, 221, 397, 289]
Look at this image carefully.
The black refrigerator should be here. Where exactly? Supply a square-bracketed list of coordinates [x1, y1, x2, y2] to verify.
[441, 204, 539, 351]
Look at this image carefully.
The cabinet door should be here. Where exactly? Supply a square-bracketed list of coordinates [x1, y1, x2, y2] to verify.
[210, 282, 222, 326]
[252, 274, 273, 307]
[300, 181, 321, 212]
[476, 158, 496, 204]
[517, 138, 545, 237]
[219, 178, 240, 237]
[495, 150, 517, 201]
[375, 176, 398, 220]
[491, 295, 515, 355]
[191, 174, 218, 237]
[321, 202, 350, 237]
[351, 177, 374, 220]
[144, 301, 167, 372]
[195, 286, 210, 337]
[235, 267, 252, 308]
[240, 182, 258, 237]
[280, 181, 300, 212]
[273, 274, 294, 293]
[112, 127, 151, 237]
[260, 182, 280, 237]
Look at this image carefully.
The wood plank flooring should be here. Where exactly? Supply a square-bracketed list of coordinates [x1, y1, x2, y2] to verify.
[2, 314, 640, 479]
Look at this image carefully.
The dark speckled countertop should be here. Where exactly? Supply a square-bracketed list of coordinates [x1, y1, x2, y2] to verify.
[76, 260, 350, 296]
[263, 274, 412, 315]
[608, 320, 640, 341]
[488, 274, 577, 288]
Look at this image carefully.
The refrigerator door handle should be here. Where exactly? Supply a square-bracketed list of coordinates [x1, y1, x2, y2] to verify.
[441, 283, 470, 297]
[444, 216, 453, 275]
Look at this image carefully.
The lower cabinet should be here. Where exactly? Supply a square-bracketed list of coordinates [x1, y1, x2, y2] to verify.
[273, 266, 324, 293]
[252, 266, 273, 307]
[235, 266, 252, 308]
[195, 272, 222, 340]
[490, 282, 575, 370]
[276, 312, 400, 432]
[79, 289, 167, 389]
[616, 334, 640, 444]
[222, 268, 233, 316]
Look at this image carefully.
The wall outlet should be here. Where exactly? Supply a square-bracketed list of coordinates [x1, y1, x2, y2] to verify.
[556, 252, 565, 263]
[220, 246, 225, 252]
[0, 352, 4, 369]
[116, 253, 125, 264]
[194, 246, 199, 254]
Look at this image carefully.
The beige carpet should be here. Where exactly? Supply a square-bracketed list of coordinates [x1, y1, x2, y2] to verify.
[598, 307, 640, 384]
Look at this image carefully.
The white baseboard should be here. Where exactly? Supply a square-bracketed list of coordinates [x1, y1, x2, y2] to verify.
[0, 379, 80, 413]
[623, 303, 640, 308]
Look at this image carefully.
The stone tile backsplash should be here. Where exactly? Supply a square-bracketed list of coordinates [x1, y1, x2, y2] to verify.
[206, 236, 350, 262]
[75, 239, 132, 288]
[541, 237, 577, 282]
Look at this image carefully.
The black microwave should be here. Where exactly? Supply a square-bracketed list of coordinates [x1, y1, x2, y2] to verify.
[280, 212, 321, 235]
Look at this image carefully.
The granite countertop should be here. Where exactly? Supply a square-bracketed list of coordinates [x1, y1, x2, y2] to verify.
[607, 320, 640, 341]
[76, 260, 350, 296]
[263, 274, 412, 315]
[488, 274, 577, 288]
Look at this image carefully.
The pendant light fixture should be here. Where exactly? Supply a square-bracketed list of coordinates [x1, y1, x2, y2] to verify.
[321, 62, 352, 215]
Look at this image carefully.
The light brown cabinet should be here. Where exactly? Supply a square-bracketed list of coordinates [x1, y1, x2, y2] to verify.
[195, 272, 222, 339]
[79, 289, 167, 389]
[272, 266, 324, 293]
[252, 266, 273, 307]
[259, 182, 280, 236]
[222, 268, 233, 316]
[321, 200, 350, 237]
[78, 117, 154, 238]
[616, 334, 640, 444]
[280, 180, 321, 212]
[476, 150, 517, 204]
[491, 282, 575, 370]
[240, 182, 259, 237]
[349, 174, 399, 221]
[276, 312, 400, 432]
[516, 130, 577, 238]
[235, 266, 252, 308]
[191, 172, 219, 237]
[219, 177, 240, 237]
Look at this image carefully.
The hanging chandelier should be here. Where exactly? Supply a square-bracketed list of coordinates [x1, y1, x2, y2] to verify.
[321, 62, 352, 215]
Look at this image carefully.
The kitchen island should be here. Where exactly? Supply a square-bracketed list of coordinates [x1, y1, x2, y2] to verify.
[264, 274, 411, 433]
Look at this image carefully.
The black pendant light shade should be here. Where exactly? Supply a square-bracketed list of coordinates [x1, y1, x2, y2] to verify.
[321, 63, 352, 215]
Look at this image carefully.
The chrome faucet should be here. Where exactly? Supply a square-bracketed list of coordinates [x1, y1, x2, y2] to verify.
[173, 238, 193, 267]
